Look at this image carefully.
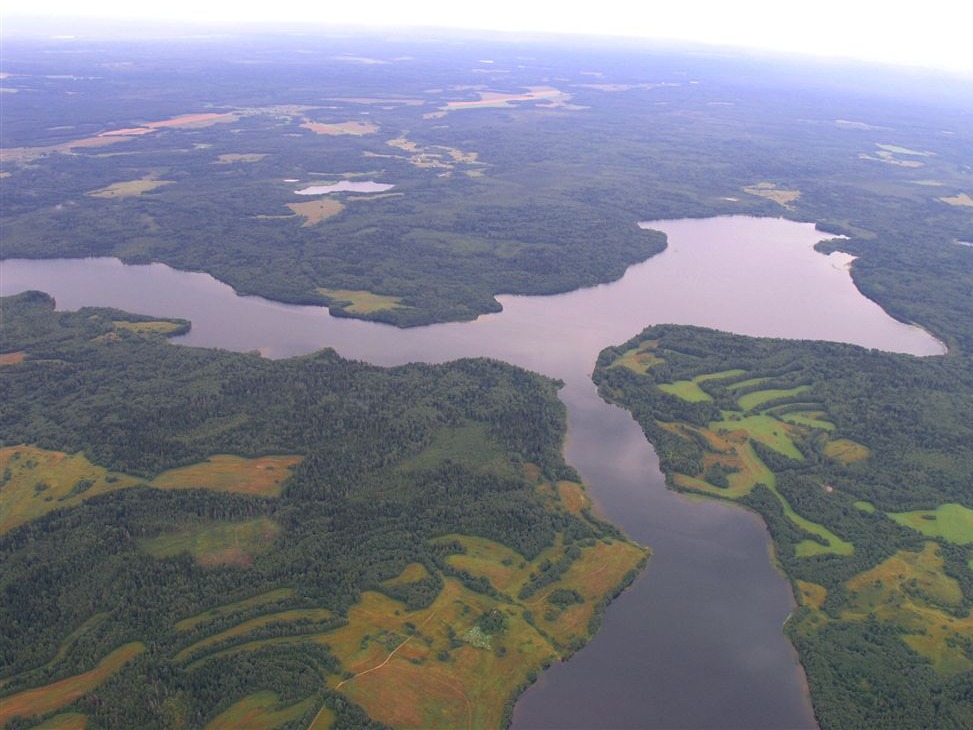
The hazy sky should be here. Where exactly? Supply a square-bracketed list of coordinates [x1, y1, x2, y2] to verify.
[4, 1, 971, 75]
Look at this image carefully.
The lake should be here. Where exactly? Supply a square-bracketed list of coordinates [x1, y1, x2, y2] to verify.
[0, 215, 943, 729]
[295, 181, 395, 194]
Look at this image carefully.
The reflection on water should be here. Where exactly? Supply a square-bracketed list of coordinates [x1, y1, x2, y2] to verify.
[1, 216, 942, 729]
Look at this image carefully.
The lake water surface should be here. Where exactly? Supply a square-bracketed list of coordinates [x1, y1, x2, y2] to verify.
[1, 216, 943, 729]
[295, 181, 394, 194]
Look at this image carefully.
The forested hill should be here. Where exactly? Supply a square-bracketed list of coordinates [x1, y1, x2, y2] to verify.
[594, 325, 973, 729]
[0, 291, 645, 729]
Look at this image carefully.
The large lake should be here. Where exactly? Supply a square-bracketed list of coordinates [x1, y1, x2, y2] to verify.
[1, 216, 943, 729]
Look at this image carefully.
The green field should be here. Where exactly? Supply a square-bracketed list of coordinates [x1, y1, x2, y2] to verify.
[888, 504, 973, 545]
[659, 380, 713, 402]
[737, 385, 810, 412]
[141, 517, 280, 567]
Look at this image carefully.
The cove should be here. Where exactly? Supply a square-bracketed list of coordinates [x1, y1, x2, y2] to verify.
[0, 216, 943, 729]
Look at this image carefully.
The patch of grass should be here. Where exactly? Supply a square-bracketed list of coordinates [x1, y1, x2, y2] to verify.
[659, 380, 712, 403]
[694, 369, 747, 382]
[556, 481, 588, 516]
[286, 199, 345, 226]
[709, 414, 804, 461]
[737, 385, 810, 412]
[726, 376, 772, 391]
[382, 563, 431, 588]
[824, 438, 870, 464]
[206, 690, 315, 730]
[316, 288, 408, 314]
[301, 120, 378, 136]
[140, 517, 280, 567]
[888, 503, 973, 545]
[87, 177, 172, 199]
[939, 192, 973, 207]
[779, 410, 835, 431]
[796, 581, 827, 610]
[854, 500, 876, 513]
[0, 643, 144, 725]
[743, 182, 800, 208]
[844, 543, 973, 675]
[215, 153, 268, 163]
[610, 342, 664, 374]
[398, 423, 514, 478]
[150, 455, 302, 497]
[111, 320, 184, 336]
[176, 589, 296, 632]
[176, 608, 334, 661]
[0, 445, 142, 535]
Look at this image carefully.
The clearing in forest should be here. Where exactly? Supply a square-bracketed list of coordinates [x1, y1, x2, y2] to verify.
[150, 454, 303, 497]
[0, 643, 145, 725]
[206, 691, 316, 730]
[287, 199, 346, 225]
[743, 182, 800, 208]
[888, 503, 973, 545]
[0, 445, 142, 534]
[87, 176, 173, 198]
[140, 517, 280, 568]
[317, 288, 408, 315]
[301, 120, 378, 136]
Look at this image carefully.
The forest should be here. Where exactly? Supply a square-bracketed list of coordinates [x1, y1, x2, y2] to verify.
[0, 292, 644, 728]
[594, 324, 973, 729]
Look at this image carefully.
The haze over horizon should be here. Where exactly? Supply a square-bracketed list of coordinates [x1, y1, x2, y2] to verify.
[3, 1, 972, 76]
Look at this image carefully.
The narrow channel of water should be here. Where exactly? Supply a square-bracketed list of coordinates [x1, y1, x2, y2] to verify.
[1, 216, 942, 729]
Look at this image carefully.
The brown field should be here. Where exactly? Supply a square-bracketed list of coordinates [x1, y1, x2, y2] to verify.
[87, 177, 173, 199]
[0, 643, 144, 725]
[385, 136, 483, 172]
[31, 712, 89, 729]
[556, 481, 589, 515]
[844, 543, 973, 674]
[286, 199, 346, 226]
[316, 289, 408, 315]
[216, 153, 268, 164]
[150, 454, 303, 497]
[301, 120, 379, 136]
[0, 445, 143, 534]
[939, 192, 973, 207]
[206, 691, 315, 730]
[441, 86, 574, 112]
[148, 112, 237, 129]
[330, 582, 553, 730]
[743, 182, 801, 208]
[824, 438, 870, 463]
[176, 588, 296, 632]
[0, 351, 27, 365]
[795, 580, 828, 610]
[176, 608, 333, 661]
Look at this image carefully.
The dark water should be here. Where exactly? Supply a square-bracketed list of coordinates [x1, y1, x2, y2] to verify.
[1, 216, 942, 729]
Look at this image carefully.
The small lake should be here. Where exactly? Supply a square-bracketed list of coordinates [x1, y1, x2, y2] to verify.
[0, 216, 943, 729]
[295, 181, 394, 194]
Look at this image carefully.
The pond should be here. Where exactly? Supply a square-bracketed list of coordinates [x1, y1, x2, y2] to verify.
[1, 216, 942, 729]
[295, 181, 395, 194]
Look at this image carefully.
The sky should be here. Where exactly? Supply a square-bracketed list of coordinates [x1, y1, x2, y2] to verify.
[3, 1, 971, 75]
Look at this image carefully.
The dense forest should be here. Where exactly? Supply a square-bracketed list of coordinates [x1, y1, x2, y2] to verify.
[594, 325, 973, 729]
[0, 292, 644, 728]
[2, 33, 971, 334]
